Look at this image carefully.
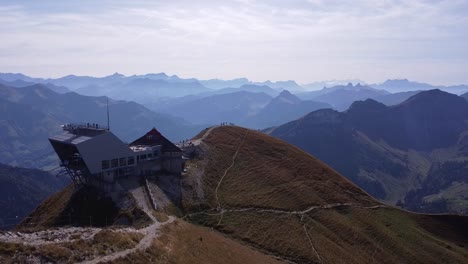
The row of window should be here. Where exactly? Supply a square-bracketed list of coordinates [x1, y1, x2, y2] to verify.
[136, 151, 160, 161]
[102, 156, 135, 170]
[101, 151, 160, 170]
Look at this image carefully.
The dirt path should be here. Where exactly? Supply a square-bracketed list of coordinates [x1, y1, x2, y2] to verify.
[191, 125, 219, 146]
[188, 203, 388, 218]
[0, 185, 175, 264]
[186, 203, 388, 263]
[215, 130, 249, 211]
[78, 187, 175, 264]
[302, 224, 323, 264]
[79, 216, 175, 264]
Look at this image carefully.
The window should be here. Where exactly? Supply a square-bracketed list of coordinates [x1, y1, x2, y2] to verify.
[140, 154, 147, 160]
[102, 160, 109, 170]
[111, 159, 118, 168]
[153, 151, 159, 157]
[119, 157, 127, 166]
[128, 157, 135, 165]
[148, 153, 153, 158]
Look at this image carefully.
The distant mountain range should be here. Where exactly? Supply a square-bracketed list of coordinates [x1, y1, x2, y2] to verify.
[2, 72, 468, 114]
[372, 79, 468, 94]
[296, 83, 390, 111]
[0, 83, 204, 168]
[244, 90, 331, 128]
[157, 91, 273, 125]
[200, 78, 303, 91]
[269, 89, 468, 214]
[155, 89, 331, 129]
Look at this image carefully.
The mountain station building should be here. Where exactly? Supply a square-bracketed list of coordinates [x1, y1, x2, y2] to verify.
[49, 124, 182, 192]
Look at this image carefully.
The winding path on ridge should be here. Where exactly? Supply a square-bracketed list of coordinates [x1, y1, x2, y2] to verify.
[215, 130, 249, 211]
[0, 186, 175, 264]
[191, 125, 219, 146]
[184, 126, 389, 263]
[78, 187, 175, 264]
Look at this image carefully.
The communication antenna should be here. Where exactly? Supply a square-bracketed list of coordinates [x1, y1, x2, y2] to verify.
[107, 96, 110, 131]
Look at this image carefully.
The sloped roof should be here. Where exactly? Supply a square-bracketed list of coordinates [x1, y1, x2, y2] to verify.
[49, 132, 94, 145]
[49, 130, 135, 174]
[129, 128, 181, 153]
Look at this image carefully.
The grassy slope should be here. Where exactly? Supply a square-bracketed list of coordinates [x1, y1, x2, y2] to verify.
[18, 185, 151, 231]
[18, 184, 75, 230]
[183, 126, 468, 263]
[109, 219, 282, 264]
[184, 126, 377, 211]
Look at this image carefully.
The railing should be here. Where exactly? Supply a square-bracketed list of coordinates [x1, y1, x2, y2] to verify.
[62, 123, 109, 131]
[144, 179, 157, 210]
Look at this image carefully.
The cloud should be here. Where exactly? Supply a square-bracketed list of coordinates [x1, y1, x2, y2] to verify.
[0, 0, 467, 84]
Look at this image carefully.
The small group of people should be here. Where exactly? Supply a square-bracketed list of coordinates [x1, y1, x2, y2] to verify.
[64, 123, 100, 130]
[179, 139, 194, 147]
[220, 122, 234, 126]
[86, 123, 99, 129]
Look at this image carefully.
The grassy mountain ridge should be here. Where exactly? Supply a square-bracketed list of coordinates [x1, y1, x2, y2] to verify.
[180, 126, 468, 263]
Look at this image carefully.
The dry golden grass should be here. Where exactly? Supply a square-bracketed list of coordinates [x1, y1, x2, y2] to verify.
[188, 126, 377, 211]
[17, 184, 74, 231]
[0, 230, 143, 263]
[189, 207, 468, 264]
[108, 219, 282, 264]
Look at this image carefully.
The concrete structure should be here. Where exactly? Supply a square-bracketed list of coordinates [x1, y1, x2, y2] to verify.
[49, 124, 182, 192]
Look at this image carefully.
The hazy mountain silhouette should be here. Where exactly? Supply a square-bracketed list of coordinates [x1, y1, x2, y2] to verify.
[255, 80, 303, 91]
[301, 79, 365, 90]
[0, 163, 68, 229]
[245, 90, 331, 128]
[200, 78, 303, 91]
[154, 90, 329, 129]
[197, 84, 280, 97]
[0, 78, 70, 93]
[297, 83, 389, 111]
[372, 90, 422, 105]
[200, 78, 250, 89]
[460, 91, 468, 101]
[373, 79, 468, 94]
[158, 91, 272, 125]
[75, 78, 211, 102]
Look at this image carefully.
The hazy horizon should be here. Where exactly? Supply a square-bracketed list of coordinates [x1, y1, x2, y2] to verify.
[1, 0, 467, 85]
[3, 71, 468, 87]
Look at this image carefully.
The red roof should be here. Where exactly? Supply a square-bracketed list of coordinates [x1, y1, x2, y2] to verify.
[129, 128, 181, 153]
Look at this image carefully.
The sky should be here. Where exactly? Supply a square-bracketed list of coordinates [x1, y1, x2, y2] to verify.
[0, 0, 467, 85]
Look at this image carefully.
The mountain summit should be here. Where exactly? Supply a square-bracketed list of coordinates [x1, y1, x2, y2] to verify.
[274, 90, 302, 104]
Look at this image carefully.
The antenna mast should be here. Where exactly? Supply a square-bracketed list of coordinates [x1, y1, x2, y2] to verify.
[107, 97, 110, 131]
